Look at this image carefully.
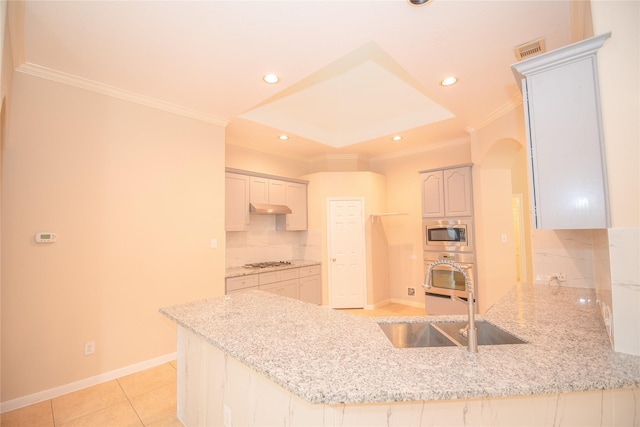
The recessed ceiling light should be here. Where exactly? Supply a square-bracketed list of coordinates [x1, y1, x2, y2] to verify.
[441, 76, 458, 86]
[263, 73, 279, 84]
[392, 135, 402, 141]
[279, 134, 289, 141]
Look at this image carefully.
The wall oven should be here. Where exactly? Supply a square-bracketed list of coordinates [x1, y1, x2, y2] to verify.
[423, 251, 476, 315]
[423, 219, 473, 253]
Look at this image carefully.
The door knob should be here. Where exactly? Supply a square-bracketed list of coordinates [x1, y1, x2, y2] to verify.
[332, 258, 336, 262]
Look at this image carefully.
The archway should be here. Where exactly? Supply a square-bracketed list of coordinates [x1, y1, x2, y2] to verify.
[472, 137, 532, 312]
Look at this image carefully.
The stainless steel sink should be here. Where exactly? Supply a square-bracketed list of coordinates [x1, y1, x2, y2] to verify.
[434, 321, 527, 346]
[378, 320, 526, 348]
[378, 322, 457, 348]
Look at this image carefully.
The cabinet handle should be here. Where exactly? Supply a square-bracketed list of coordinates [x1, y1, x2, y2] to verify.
[331, 258, 336, 262]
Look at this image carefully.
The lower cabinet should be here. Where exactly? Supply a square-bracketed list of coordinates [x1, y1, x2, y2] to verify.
[260, 279, 299, 299]
[225, 274, 259, 294]
[298, 265, 321, 305]
[259, 269, 300, 299]
[225, 264, 321, 304]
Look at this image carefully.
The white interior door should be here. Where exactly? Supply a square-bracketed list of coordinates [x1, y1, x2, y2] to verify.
[327, 198, 366, 308]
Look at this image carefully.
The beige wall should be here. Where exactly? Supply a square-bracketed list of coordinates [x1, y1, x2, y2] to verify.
[511, 148, 533, 283]
[303, 171, 387, 307]
[225, 143, 311, 179]
[1, 72, 226, 402]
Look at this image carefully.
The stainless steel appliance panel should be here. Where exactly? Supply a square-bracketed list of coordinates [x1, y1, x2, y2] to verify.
[423, 219, 474, 252]
[423, 251, 477, 315]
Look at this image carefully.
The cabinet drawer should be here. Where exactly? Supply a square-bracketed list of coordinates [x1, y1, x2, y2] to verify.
[299, 265, 320, 278]
[259, 268, 299, 285]
[226, 274, 259, 292]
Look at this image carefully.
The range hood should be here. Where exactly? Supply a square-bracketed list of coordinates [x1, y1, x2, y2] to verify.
[249, 203, 292, 215]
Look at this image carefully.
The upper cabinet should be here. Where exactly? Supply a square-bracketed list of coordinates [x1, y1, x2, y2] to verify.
[421, 171, 445, 217]
[276, 181, 308, 231]
[225, 173, 250, 231]
[511, 33, 611, 229]
[225, 168, 308, 231]
[249, 177, 287, 205]
[421, 165, 473, 218]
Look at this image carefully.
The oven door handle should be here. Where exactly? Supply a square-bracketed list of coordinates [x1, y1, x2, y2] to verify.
[428, 262, 473, 270]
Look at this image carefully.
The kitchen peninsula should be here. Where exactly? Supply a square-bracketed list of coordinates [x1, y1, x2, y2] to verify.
[160, 284, 640, 426]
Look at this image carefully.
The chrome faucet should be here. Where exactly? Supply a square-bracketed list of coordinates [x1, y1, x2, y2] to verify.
[423, 260, 478, 353]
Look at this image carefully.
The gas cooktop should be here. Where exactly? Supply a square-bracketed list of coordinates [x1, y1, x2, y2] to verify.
[244, 261, 292, 269]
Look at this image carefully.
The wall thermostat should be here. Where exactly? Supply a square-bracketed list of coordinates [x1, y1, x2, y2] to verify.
[35, 232, 57, 243]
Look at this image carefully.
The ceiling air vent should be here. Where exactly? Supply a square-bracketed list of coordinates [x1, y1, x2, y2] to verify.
[514, 38, 546, 61]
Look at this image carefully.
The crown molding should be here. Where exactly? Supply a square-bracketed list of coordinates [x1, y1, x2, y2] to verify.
[465, 94, 523, 134]
[314, 153, 366, 161]
[15, 62, 228, 127]
[369, 136, 470, 163]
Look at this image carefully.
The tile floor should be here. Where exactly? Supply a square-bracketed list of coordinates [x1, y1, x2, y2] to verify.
[1, 302, 423, 427]
[1, 362, 182, 427]
[339, 301, 426, 317]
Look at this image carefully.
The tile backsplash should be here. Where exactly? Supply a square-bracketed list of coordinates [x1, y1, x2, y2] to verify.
[226, 215, 322, 268]
[531, 229, 596, 288]
[607, 227, 640, 355]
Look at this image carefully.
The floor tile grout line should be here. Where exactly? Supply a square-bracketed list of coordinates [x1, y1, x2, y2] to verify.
[50, 381, 134, 427]
[116, 377, 146, 426]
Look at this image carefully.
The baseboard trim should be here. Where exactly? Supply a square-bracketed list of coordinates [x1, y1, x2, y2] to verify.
[0, 352, 177, 413]
[390, 298, 425, 310]
[370, 298, 390, 310]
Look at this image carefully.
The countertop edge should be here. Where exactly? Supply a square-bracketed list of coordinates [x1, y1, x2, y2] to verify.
[159, 285, 640, 405]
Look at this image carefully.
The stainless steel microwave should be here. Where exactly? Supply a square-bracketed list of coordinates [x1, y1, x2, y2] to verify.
[423, 219, 473, 252]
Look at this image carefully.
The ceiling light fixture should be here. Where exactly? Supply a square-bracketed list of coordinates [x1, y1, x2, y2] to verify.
[263, 73, 279, 84]
[279, 135, 289, 141]
[441, 76, 458, 86]
[408, 0, 432, 6]
[392, 135, 402, 141]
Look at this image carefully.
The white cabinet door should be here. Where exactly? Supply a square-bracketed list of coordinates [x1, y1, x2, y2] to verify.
[513, 33, 610, 229]
[276, 182, 308, 231]
[260, 279, 299, 300]
[299, 265, 321, 305]
[268, 180, 287, 205]
[225, 173, 250, 231]
[299, 275, 321, 305]
[443, 167, 473, 217]
[421, 166, 472, 218]
[250, 177, 286, 205]
[249, 177, 269, 204]
[421, 171, 445, 218]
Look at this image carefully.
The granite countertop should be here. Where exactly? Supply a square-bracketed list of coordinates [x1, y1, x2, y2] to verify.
[225, 260, 321, 278]
[159, 283, 640, 405]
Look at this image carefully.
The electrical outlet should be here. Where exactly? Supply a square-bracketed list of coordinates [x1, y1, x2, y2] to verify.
[84, 341, 95, 356]
[407, 287, 415, 296]
[558, 272, 566, 281]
